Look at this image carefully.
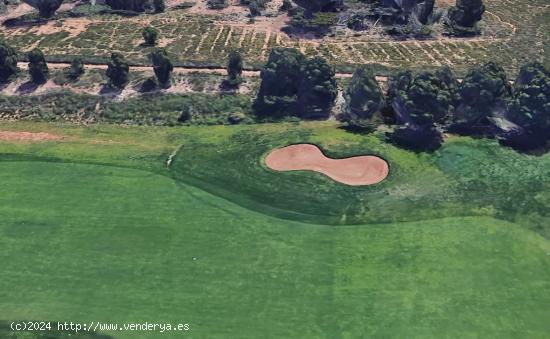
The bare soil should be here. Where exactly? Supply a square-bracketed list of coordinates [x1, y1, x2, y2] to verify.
[0, 130, 64, 142]
[265, 144, 389, 186]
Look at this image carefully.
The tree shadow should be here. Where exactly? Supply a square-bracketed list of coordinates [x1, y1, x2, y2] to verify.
[16, 81, 40, 95]
[2, 15, 47, 29]
[0, 81, 12, 92]
[99, 84, 122, 96]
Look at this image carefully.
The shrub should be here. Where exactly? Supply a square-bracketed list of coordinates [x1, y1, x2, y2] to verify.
[67, 57, 85, 80]
[142, 26, 159, 46]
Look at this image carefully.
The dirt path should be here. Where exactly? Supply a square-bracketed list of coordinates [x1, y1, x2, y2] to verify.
[15, 61, 377, 79]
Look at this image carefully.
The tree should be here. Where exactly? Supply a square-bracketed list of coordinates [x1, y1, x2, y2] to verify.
[224, 50, 243, 88]
[22, 0, 63, 18]
[27, 48, 48, 84]
[451, 61, 511, 134]
[142, 26, 159, 46]
[254, 48, 305, 117]
[447, 0, 485, 35]
[207, 0, 227, 9]
[297, 56, 337, 119]
[280, 0, 293, 11]
[150, 48, 173, 87]
[391, 67, 459, 126]
[248, 1, 261, 16]
[254, 48, 336, 119]
[294, 0, 343, 12]
[67, 57, 85, 80]
[501, 62, 550, 150]
[341, 66, 385, 129]
[153, 0, 165, 12]
[386, 66, 459, 151]
[375, 0, 435, 25]
[106, 0, 149, 12]
[106, 52, 129, 89]
[0, 38, 18, 83]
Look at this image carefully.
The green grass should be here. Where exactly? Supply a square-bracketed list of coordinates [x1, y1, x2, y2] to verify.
[0, 92, 253, 126]
[166, 122, 550, 236]
[0, 121, 550, 338]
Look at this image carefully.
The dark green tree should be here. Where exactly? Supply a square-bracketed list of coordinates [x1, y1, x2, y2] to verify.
[0, 38, 18, 83]
[207, 0, 228, 9]
[142, 26, 159, 46]
[295, 0, 342, 12]
[501, 62, 550, 150]
[447, 0, 485, 35]
[391, 67, 459, 126]
[23, 0, 63, 18]
[254, 48, 305, 117]
[255, 48, 336, 119]
[376, 0, 435, 25]
[150, 48, 173, 87]
[67, 57, 85, 80]
[280, 0, 293, 11]
[297, 56, 337, 119]
[387, 66, 459, 151]
[153, 0, 165, 12]
[451, 61, 511, 134]
[341, 66, 385, 129]
[106, 52, 129, 89]
[249, 1, 261, 16]
[106, 0, 149, 11]
[224, 50, 243, 88]
[27, 48, 48, 84]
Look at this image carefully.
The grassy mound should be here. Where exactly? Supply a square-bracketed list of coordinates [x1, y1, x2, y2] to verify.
[168, 123, 550, 236]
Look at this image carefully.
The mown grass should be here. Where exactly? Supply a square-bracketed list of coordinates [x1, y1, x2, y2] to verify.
[0, 121, 549, 338]
[1, 162, 549, 338]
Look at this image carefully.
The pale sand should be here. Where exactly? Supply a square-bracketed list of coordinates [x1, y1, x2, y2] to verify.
[265, 144, 389, 186]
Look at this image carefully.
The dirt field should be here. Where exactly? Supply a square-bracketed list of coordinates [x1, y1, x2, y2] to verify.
[265, 143, 389, 186]
[1, 0, 544, 75]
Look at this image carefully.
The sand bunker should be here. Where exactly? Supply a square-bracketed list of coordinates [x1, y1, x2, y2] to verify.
[0, 131, 63, 142]
[265, 144, 389, 186]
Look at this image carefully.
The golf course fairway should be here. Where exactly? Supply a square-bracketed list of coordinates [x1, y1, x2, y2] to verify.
[1, 121, 549, 338]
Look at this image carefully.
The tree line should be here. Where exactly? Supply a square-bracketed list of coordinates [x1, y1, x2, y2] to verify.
[0, 35, 243, 92]
[18, 0, 165, 19]
[1, 37, 547, 152]
[255, 48, 550, 152]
